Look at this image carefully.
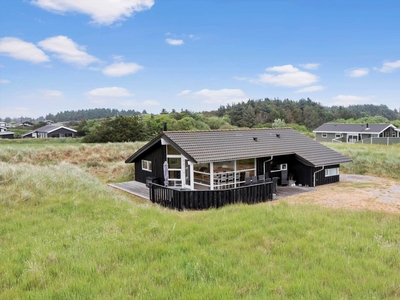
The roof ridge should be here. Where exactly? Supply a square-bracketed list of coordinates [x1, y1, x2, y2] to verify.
[163, 127, 293, 133]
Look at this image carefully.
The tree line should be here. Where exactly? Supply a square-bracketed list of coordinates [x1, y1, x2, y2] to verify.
[69, 100, 400, 143]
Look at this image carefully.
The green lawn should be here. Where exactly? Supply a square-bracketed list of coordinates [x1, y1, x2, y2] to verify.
[1, 160, 399, 299]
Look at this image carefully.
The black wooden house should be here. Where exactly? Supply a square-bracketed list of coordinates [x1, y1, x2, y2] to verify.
[126, 128, 352, 191]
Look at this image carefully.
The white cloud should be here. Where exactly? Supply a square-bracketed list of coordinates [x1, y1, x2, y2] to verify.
[0, 37, 49, 63]
[103, 62, 143, 77]
[299, 63, 320, 70]
[295, 85, 325, 93]
[252, 64, 319, 87]
[166, 38, 184, 46]
[191, 89, 247, 105]
[31, 0, 154, 26]
[177, 90, 191, 96]
[39, 89, 63, 98]
[266, 64, 299, 73]
[38, 36, 98, 67]
[0, 79, 10, 84]
[346, 68, 369, 78]
[375, 60, 400, 73]
[331, 95, 372, 106]
[86, 87, 133, 98]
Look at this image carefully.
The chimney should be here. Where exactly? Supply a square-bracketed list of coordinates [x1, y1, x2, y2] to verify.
[366, 123, 369, 128]
[162, 122, 167, 131]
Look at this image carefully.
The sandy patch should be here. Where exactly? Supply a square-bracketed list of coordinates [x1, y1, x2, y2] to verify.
[283, 174, 400, 214]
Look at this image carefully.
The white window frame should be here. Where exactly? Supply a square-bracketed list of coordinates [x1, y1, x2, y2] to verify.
[142, 160, 152, 172]
[325, 167, 339, 177]
[321, 133, 327, 138]
[335, 133, 342, 138]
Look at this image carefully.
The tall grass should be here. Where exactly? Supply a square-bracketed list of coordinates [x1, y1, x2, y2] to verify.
[325, 143, 400, 180]
[0, 141, 146, 183]
[1, 162, 399, 299]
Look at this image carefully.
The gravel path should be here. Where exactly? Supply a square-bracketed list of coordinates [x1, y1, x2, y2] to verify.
[283, 174, 400, 214]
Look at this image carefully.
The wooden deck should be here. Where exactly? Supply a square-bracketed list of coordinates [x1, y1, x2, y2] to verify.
[108, 181, 315, 204]
[108, 181, 150, 200]
[274, 185, 316, 199]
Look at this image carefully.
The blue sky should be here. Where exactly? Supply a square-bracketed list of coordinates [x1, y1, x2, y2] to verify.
[0, 0, 399, 119]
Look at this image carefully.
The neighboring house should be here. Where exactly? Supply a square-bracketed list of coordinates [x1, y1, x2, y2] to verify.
[125, 128, 351, 191]
[0, 121, 8, 128]
[45, 120, 54, 125]
[22, 121, 34, 127]
[0, 126, 7, 132]
[0, 131, 14, 139]
[313, 123, 399, 143]
[22, 125, 77, 138]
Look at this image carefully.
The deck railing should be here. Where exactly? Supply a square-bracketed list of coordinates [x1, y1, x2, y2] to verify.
[149, 182, 273, 210]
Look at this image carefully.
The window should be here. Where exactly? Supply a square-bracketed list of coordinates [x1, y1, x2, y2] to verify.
[321, 133, 327, 138]
[65, 133, 73, 137]
[167, 144, 180, 155]
[168, 157, 181, 168]
[325, 168, 339, 177]
[142, 160, 152, 172]
[236, 158, 255, 171]
[335, 134, 342, 138]
[393, 132, 397, 137]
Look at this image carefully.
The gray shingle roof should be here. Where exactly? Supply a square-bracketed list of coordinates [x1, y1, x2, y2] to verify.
[313, 123, 393, 134]
[36, 125, 77, 133]
[22, 125, 77, 137]
[126, 128, 351, 167]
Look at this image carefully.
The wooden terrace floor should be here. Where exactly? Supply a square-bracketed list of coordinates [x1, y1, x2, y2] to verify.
[109, 181, 150, 200]
[109, 181, 315, 201]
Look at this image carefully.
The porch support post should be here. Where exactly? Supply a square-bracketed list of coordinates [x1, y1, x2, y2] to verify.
[210, 162, 214, 190]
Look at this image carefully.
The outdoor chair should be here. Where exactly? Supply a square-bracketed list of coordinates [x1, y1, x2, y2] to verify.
[258, 174, 265, 183]
[245, 177, 251, 185]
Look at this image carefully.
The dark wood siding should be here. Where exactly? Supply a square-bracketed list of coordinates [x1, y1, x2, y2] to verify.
[314, 164, 340, 186]
[256, 154, 314, 187]
[134, 141, 166, 184]
[291, 159, 314, 187]
[0, 133, 14, 139]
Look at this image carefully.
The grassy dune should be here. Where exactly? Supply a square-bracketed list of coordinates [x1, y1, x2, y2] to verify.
[1, 141, 400, 299]
[325, 143, 400, 180]
[0, 141, 146, 183]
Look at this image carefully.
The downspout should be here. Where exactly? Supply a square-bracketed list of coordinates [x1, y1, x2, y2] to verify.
[313, 166, 325, 187]
[263, 156, 273, 176]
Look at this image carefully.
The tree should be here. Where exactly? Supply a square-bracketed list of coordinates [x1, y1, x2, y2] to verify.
[83, 116, 144, 143]
[272, 118, 286, 128]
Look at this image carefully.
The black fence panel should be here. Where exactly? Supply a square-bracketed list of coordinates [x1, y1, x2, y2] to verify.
[149, 182, 273, 210]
